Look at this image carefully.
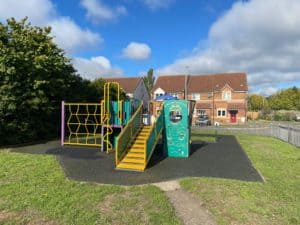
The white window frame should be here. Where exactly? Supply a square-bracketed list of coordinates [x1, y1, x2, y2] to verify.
[222, 91, 231, 100]
[191, 93, 200, 100]
[217, 109, 226, 117]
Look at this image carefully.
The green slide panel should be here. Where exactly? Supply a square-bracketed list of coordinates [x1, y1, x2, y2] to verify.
[163, 100, 190, 158]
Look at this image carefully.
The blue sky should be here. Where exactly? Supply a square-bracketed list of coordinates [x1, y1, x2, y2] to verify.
[54, 0, 235, 75]
[0, 0, 300, 96]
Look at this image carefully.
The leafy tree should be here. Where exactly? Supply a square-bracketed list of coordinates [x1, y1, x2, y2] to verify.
[143, 68, 155, 94]
[248, 94, 265, 111]
[0, 18, 91, 145]
[268, 87, 300, 110]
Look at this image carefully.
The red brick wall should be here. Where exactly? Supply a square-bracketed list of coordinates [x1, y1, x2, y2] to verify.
[192, 90, 247, 125]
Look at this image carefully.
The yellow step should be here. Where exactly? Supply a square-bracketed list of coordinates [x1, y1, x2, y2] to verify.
[133, 139, 147, 145]
[136, 136, 147, 139]
[140, 131, 151, 135]
[141, 126, 151, 130]
[131, 142, 145, 146]
[129, 148, 145, 153]
[133, 140, 146, 145]
[129, 139, 145, 145]
[131, 144, 144, 149]
[127, 152, 144, 158]
[116, 162, 145, 171]
[135, 138, 147, 142]
[141, 129, 151, 132]
[122, 157, 144, 163]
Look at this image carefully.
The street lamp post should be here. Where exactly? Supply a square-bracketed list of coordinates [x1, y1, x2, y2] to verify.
[185, 66, 189, 100]
[212, 88, 215, 125]
[212, 75, 215, 126]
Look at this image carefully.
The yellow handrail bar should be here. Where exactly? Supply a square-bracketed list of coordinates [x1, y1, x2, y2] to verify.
[115, 103, 143, 165]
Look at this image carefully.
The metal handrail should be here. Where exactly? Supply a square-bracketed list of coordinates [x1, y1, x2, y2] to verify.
[145, 109, 164, 164]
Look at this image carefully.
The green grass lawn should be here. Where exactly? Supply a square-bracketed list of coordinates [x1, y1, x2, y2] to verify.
[1, 132, 299, 225]
[181, 134, 300, 225]
[0, 150, 181, 225]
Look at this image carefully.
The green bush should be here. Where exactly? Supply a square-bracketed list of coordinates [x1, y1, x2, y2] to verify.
[273, 112, 296, 121]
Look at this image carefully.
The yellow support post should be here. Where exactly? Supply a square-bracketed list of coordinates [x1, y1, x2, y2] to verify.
[103, 82, 122, 153]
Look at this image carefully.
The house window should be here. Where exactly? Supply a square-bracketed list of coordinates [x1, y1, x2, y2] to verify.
[217, 109, 226, 117]
[222, 91, 231, 100]
[191, 93, 200, 100]
[197, 109, 206, 115]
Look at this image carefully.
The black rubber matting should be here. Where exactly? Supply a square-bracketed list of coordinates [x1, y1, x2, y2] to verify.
[12, 135, 263, 185]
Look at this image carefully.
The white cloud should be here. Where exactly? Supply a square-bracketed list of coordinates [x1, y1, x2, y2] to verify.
[49, 18, 102, 54]
[0, 0, 55, 25]
[122, 42, 151, 60]
[255, 86, 278, 96]
[0, 0, 102, 54]
[81, 0, 127, 24]
[142, 0, 175, 10]
[158, 0, 300, 95]
[73, 56, 123, 79]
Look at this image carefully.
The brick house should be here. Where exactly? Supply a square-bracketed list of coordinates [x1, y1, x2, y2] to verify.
[105, 77, 150, 109]
[152, 73, 248, 125]
[152, 75, 187, 100]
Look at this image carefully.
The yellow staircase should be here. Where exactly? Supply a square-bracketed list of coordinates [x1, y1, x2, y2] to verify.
[116, 125, 152, 171]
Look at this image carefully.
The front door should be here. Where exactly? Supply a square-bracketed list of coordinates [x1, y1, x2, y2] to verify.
[230, 111, 237, 123]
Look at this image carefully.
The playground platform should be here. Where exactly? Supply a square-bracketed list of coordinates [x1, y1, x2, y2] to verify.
[11, 135, 264, 185]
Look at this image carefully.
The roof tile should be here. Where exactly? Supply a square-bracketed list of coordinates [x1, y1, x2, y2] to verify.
[188, 73, 248, 92]
[153, 73, 248, 93]
[153, 75, 188, 93]
[105, 77, 142, 93]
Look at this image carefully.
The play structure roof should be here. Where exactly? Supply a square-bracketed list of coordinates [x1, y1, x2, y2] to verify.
[155, 94, 178, 101]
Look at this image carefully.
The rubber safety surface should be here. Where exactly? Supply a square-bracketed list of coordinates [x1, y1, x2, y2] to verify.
[12, 135, 264, 185]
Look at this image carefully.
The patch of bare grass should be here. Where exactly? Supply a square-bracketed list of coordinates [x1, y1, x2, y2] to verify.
[98, 190, 150, 225]
[0, 210, 60, 225]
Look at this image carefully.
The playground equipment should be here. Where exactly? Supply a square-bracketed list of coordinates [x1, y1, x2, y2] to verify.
[115, 103, 164, 171]
[163, 100, 194, 157]
[115, 99, 195, 171]
[61, 82, 195, 171]
[61, 82, 140, 152]
[102, 82, 122, 153]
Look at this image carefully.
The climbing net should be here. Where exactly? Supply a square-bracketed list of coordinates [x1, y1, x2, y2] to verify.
[63, 103, 103, 147]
